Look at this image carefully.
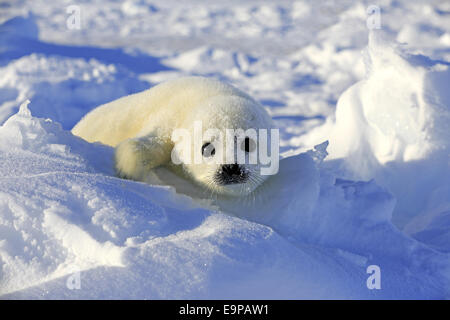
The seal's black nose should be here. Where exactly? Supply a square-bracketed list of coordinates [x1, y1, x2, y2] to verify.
[216, 164, 248, 185]
[222, 164, 241, 176]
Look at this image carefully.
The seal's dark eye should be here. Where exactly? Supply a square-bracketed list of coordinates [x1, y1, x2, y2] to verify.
[202, 142, 215, 157]
[241, 137, 256, 153]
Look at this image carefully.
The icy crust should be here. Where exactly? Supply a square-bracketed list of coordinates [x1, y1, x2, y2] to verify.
[0, 105, 449, 299]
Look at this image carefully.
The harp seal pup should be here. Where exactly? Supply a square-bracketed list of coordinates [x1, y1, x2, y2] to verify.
[72, 77, 277, 197]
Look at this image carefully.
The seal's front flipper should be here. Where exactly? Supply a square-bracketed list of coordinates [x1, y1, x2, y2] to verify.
[114, 135, 172, 181]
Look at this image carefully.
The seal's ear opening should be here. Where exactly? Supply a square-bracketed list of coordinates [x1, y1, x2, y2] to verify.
[114, 133, 172, 181]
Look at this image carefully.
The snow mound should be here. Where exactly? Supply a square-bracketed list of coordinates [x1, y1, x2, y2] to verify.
[329, 31, 450, 166]
[1, 104, 449, 299]
[326, 31, 450, 228]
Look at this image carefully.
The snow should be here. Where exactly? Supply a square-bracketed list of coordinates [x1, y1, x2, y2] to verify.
[321, 31, 450, 229]
[0, 0, 449, 299]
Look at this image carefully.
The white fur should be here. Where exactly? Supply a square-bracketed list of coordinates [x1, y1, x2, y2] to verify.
[72, 77, 274, 196]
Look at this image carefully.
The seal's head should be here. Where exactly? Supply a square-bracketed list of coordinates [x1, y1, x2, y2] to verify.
[171, 95, 278, 197]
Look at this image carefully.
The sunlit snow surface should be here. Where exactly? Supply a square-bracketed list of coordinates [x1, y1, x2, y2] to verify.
[0, 0, 449, 299]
